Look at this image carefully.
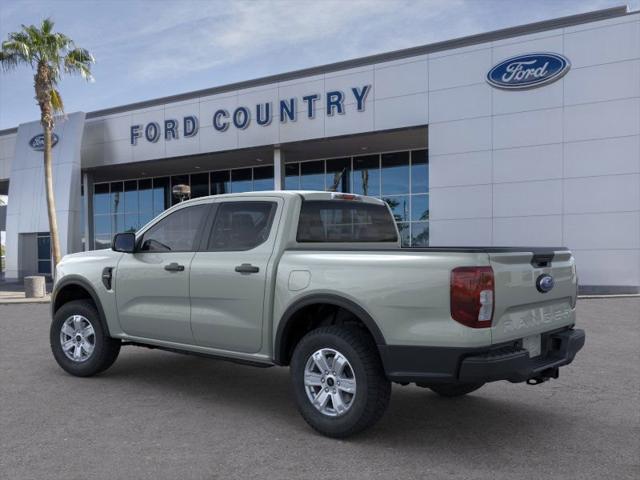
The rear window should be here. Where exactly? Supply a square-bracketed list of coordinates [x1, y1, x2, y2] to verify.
[297, 200, 398, 243]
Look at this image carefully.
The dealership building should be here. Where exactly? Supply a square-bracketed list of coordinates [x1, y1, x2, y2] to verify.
[0, 5, 638, 293]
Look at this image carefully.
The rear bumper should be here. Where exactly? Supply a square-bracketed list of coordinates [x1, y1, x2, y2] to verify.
[379, 328, 585, 384]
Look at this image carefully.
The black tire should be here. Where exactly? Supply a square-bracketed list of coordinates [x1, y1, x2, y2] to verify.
[290, 325, 391, 438]
[50, 300, 121, 377]
[429, 382, 484, 397]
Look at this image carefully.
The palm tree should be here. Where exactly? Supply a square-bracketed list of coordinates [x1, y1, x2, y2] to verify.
[0, 18, 94, 268]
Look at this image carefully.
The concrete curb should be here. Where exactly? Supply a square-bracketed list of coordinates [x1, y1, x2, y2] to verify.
[0, 296, 51, 305]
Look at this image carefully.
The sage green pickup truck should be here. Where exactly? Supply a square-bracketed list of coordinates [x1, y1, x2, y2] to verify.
[50, 191, 585, 437]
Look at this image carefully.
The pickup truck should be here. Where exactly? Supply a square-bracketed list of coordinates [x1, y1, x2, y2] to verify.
[50, 191, 585, 437]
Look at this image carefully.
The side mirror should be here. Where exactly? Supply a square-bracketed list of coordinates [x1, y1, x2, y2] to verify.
[112, 232, 136, 253]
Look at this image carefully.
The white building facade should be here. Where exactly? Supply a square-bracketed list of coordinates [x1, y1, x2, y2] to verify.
[0, 6, 638, 293]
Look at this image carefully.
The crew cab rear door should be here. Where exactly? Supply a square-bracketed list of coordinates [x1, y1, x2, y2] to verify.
[189, 198, 282, 354]
[489, 249, 577, 345]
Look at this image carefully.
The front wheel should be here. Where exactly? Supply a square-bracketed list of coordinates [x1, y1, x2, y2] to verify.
[290, 325, 391, 438]
[50, 300, 121, 377]
[429, 382, 484, 397]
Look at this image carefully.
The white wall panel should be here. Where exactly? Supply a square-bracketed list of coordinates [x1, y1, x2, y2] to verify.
[572, 249, 640, 286]
[564, 20, 640, 68]
[563, 174, 640, 214]
[493, 108, 562, 149]
[324, 68, 374, 107]
[373, 93, 428, 131]
[564, 98, 640, 142]
[429, 116, 491, 155]
[493, 179, 563, 217]
[429, 184, 492, 220]
[429, 218, 492, 246]
[493, 215, 562, 246]
[102, 113, 134, 143]
[374, 60, 427, 100]
[199, 124, 238, 153]
[428, 83, 491, 123]
[564, 135, 640, 178]
[428, 48, 491, 90]
[492, 34, 563, 63]
[492, 80, 563, 115]
[325, 102, 374, 138]
[564, 60, 640, 106]
[564, 212, 640, 250]
[429, 150, 492, 188]
[493, 143, 562, 183]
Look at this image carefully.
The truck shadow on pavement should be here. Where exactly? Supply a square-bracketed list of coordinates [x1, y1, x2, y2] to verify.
[87, 346, 565, 449]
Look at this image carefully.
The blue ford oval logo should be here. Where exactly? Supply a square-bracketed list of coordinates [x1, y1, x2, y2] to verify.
[29, 133, 59, 151]
[487, 53, 570, 90]
[536, 274, 555, 293]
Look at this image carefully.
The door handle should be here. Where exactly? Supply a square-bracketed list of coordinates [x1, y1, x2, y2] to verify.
[235, 263, 260, 274]
[164, 262, 185, 272]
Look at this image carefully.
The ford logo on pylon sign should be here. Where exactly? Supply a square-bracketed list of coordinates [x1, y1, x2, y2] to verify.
[29, 133, 59, 151]
[487, 53, 570, 90]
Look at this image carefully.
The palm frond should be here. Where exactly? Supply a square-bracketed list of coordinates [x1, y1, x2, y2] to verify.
[64, 47, 94, 81]
[50, 88, 64, 113]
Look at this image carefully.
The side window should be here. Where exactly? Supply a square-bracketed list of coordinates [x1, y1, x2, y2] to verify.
[207, 201, 276, 251]
[139, 204, 209, 252]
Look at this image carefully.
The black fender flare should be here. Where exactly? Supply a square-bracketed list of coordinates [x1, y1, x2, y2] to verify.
[273, 293, 386, 365]
[51, 275, 112, 337]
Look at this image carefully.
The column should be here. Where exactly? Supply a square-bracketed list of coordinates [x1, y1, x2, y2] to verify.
[273, 147, 286, 190]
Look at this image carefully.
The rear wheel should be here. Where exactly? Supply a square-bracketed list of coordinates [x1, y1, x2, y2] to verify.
[429, 382, 484, 397]
[50, 300, 121, 377]
[290, 325, 390, 438]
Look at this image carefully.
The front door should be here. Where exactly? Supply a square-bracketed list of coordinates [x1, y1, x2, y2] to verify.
[190, 199, 281, 353]
[115, 203, 210, 344]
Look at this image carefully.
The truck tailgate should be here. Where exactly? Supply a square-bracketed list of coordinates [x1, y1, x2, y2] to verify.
[489, 249, 577, 344]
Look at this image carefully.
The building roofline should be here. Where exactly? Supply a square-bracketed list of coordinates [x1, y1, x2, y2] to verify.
[0, 5, 631, 135]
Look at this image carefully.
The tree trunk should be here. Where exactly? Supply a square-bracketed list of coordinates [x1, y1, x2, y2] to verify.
[43, 122, 62, 269]
[36, 63, 62, 272]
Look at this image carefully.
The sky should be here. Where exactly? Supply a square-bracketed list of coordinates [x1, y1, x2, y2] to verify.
[0, 0, 636, 130]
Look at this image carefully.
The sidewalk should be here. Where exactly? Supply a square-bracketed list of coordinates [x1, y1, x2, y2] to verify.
[0, 281, 52, 304]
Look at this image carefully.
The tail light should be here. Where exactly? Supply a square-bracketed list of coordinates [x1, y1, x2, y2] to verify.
[450, 266, 495, 328]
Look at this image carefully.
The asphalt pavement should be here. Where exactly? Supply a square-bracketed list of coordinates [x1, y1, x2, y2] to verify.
[1, 298, 638, 480]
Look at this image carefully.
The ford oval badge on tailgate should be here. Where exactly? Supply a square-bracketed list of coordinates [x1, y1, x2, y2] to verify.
[536, 274, 555, 293]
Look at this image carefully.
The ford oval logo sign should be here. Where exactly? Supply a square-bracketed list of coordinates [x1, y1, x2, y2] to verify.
[487, 53, 570, 90]
[536, 274, 555, 293]
[29, 133, 59, 151]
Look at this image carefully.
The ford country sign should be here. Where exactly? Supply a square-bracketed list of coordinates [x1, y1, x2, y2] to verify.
[487, 53, 570, 90]
[29, 133, 59, 151]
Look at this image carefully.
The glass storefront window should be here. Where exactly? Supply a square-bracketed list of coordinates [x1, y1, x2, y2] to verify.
[285, 163, 300, 190]
[383, 195, 410, 222]
[381, 151, 410, 195]
[411, 149, 428, 193]
[231, 168, 252, 193]
[124, 180, 138, 214]
[138, 179, 154, 227]
[397, 222, 410, 247]
[190, 172, 210, 198]
[153, 177, 170, 215]
[94, 183, 110, 215]
[211, 171, 230, 195]
[253, 166, 274, 191]
[353, 155, 380, 196]
[411, 194, 429, 221]
[90, 148, 429, 249]
[300, 160, 325, 191]
[411, 222, 429, 247]
[326, 158, 350, 193]
[37, 232, 51, 275]
[110, 182, 123, 215]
